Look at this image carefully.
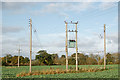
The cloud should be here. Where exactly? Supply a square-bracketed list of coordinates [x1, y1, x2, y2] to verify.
[1, 2, 118, 58]
[99, 2, 117, 10]
[2, 2, 36, 10]
[59, 12, 69, 20]
[2, 2, 118, 16]
[0, 2, 2, 10]
[2, 26, 24, 34]
[1, 0, 120, 2]
[30, 2, 94, 21]
[32, 32, 65, 47]
[77, 32, 118, 53]
[1, 31, 118, 59]
[107, 33, 118, 44]
[33, 2, 93, 14]
[2, 34, 29, 57]
[2, 2, 36, 14]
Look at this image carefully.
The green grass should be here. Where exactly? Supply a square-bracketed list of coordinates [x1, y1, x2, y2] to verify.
[2, 65, 118, 78]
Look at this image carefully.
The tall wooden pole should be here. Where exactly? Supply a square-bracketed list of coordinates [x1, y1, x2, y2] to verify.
[104, 24, 106, 69]
[75, 23, 78, 71]
[29, 18, 32, 72]
[65, 21, 68, 71]
[18, 45, 20, 67]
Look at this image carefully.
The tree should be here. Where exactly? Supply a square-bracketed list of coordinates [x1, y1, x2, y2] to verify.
[36, 50, 53, 65]
[0, 57, 2, 65]
[11, 56, 18, 65]
[57, 58, 66, 65]
[51, 54, 58, 60]
[51, 54, 59, 64]
[57, 55, 66, 65]
[2, 54, 30, 66]
[2, 57, 7, 66]
[19, 56, 24, 65]
[60, 55, 66, 59]
[94, 54, 101, 65]
[78, 53, 87, 65]
[31, 60, 40, 66]
[6, 54, 12, 63]
[68, 57, 75, 65]
[71, 53, 87, 65]
[24, 57, 29, 65]
[86, 57, 97, 65]
[89, 53, 95, 59]
[24, 57, 29, 63]
[37, 50, 47, 55]
[106, 53, 115, 64]
[112, 53, 119, 64]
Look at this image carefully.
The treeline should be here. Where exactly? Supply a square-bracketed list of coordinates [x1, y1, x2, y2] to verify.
[2, 54, 29, 66]
[1, 50, 119, 66]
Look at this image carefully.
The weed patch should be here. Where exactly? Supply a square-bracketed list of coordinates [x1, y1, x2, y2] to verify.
[16, 67, 111, 77]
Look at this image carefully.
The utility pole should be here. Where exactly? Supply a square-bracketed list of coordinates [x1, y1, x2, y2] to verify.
[75, 23, 78, 71]
[104, 24, 106, 69]
[65, 21, 68, 71]
[18, 45, 20, 67]
[64, 21, 78, 71]
[29, 18, 32, 72]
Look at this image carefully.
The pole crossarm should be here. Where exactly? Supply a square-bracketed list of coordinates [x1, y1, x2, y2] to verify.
[64, 21, 78, 24]
[68, 30, 78, 32]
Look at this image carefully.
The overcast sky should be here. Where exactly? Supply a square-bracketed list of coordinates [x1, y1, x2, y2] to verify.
[1, 1, 118, 59]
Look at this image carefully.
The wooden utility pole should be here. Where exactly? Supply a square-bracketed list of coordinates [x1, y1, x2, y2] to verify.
[65, 21, 68, 71]
[29, 18, 32, 72]
[18, 45, 20, 67]
[104, 24, 106, 69]
[75, 23, 78, 71]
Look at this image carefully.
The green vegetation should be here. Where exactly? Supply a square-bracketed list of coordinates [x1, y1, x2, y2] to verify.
[2, 65, 118, 78]
[1, 50, 119, 78]
[2, 50, 119, 66]
[2, 54, 29, 66]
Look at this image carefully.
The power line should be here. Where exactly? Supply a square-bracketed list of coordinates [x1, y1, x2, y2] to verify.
[81, 6, 117, 18]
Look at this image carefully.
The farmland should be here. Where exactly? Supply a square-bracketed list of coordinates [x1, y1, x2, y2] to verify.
[2, 65, 118, 78]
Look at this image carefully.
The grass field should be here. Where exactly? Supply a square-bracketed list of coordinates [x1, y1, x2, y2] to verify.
[2, 65, 118, 78]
